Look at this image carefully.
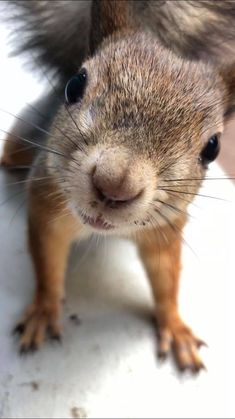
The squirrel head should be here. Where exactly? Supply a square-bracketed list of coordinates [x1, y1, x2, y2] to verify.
[47, 1, 234, 234]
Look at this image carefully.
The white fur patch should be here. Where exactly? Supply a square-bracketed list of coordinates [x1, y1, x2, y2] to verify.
[79, 107, 94, 133]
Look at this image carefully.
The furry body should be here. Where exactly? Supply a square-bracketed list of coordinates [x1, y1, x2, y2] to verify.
[3, 0, 235, 372]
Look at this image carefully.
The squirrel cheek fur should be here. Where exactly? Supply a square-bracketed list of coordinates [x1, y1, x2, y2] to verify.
[4, 0, 235, 372]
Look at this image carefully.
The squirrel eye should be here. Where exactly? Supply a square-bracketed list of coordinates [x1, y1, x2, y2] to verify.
[65, 68, 87, 104]
[200, 134, 220, 166]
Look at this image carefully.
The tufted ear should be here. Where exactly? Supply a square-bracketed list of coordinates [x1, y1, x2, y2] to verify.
[89, 0, 134, 55]
[220, 64, 235, 121]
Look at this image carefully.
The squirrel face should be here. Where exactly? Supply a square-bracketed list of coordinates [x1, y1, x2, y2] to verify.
[47, 33, 225, 234]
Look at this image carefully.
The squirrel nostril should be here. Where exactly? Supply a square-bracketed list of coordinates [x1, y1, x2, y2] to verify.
[92, 172, 142, 208]
[95, 186, 141, 208]
[91, 159, 144, 208]
[94, 183, 130, 206]
[93, 183, 108, 203]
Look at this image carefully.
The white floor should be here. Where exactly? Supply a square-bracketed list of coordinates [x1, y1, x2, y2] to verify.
[0, 16, 235, 419]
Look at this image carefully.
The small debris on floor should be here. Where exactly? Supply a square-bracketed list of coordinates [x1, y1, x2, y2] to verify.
[31, 381, 39, 391]
[20, 381, 39, 391]
[70, 406, 87, 418]
[69, 314, 81, 326]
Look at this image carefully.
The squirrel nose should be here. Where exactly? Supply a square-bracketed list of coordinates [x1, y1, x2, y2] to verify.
[92, 165, 142, 208]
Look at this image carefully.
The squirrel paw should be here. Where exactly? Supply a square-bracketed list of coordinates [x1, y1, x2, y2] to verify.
[13, 302, 62, 353]
[157, 317, 206, 373]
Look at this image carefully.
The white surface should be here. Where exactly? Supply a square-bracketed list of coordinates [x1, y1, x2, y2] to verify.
[0, 16, 235, 419]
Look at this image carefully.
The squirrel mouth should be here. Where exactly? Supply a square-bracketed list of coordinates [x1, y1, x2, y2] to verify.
[80, 213, 115, 230]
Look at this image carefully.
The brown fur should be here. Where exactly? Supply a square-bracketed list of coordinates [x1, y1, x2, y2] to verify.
[5, 0, 235, 78]
[3, 0, 235, 372]
[19, 179, 79, 349]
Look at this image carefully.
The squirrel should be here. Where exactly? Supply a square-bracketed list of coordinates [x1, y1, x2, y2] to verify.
[2, 0, 235, 373]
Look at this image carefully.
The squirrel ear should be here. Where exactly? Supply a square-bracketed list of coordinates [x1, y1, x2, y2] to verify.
[89, 0, 134, 54]
[220, 64, 235, 120]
